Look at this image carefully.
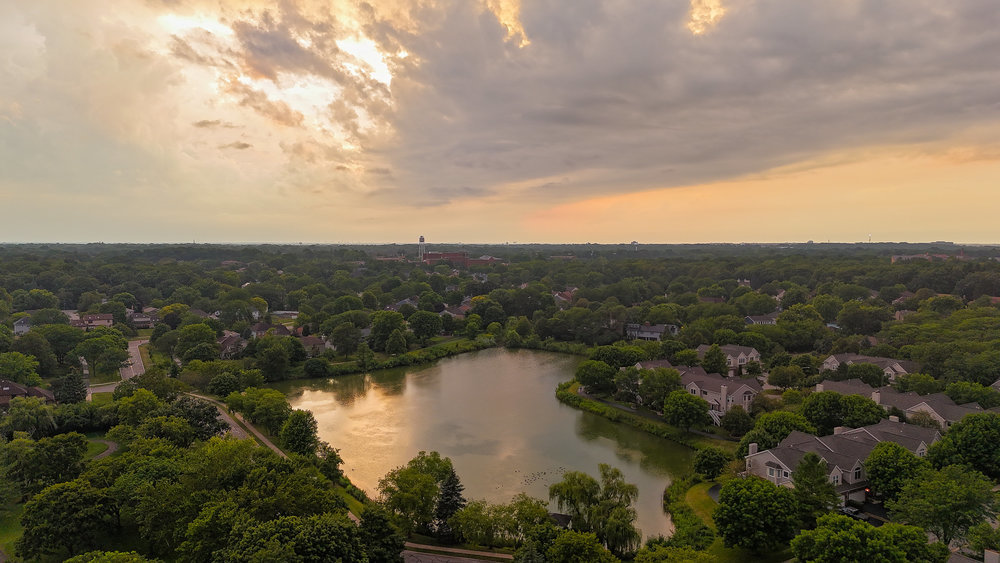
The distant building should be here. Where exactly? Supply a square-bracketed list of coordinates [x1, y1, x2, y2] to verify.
[70, 313, 114, 331]
[695, 344, 761, 376]
[1, 379, 56, 409]
[744, 312, 779, 325]
[678, 366, 761, 419]
[625, 323, 679, 341]
[128, 310, 157, 329]
[821, 354, 919, 382]
[13, 317, 31, 336]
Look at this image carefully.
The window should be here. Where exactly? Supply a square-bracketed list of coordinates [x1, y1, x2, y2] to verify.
[690, 389, 697, 395]
[831, 474, 840, 485]
[782, 470, 789, 478]
[768, 468, 774, 477]
[854, 467, 862, 480]
[739, 357, 747, 364]
[702, 390, 708, 395]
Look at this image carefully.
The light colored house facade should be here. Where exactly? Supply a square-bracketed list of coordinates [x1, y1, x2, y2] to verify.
[625, 323, 679, 341]
[13, 317, 31, 336]
[678, 366, 761, 415]
[745, 419, 940, 503]
[821, 353, 920, 382]
[695, 344, 761, 376]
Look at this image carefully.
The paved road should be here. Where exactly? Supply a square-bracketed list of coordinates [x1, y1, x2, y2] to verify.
[404, 544, 512, 560]
[403, 551, 505, 563]
[119, 339, 148, 380]
[92, 439, 118, 460]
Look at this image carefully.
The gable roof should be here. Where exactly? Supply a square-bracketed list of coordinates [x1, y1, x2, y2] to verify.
[680, 369, 762, 395]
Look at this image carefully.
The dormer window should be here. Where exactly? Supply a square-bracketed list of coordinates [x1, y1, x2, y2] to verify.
[831, 474, 840, 485]
[854, 467, 862, 480]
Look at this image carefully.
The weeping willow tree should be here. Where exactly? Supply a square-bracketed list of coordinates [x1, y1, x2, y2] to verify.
[549, 463, 641, 557]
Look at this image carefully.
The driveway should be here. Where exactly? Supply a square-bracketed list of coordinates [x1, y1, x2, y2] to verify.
[403, 551, 504, 563]
[119, 339, 148, 380]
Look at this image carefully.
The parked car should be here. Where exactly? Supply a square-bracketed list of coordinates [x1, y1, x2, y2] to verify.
[839, 506, 870, 522]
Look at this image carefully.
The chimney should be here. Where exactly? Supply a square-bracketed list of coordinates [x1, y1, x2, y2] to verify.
[834, 427, 846, 435]
[816, 383, 824, 392]
[748, 443, 758, 455]
[889, 415, 900, 423]
[871, 390, 881, 404]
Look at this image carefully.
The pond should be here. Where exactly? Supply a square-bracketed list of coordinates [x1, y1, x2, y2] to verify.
[271, 348, 695, 538]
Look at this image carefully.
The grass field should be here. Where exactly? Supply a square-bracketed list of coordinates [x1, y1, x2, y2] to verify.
[85, 440, 110, 460]
[89, 368, 121, 384]
[0, 502, 23, 559]
[91, 391, 113, 406]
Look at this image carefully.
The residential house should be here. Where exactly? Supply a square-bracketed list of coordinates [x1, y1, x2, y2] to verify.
[679, 366, 761, 420]
[218, 332, 248, 359]
[695, 344, 761, 376]
[440, 307, 466, 320]
[251, 322, 291, 339]
[128, 310, 157, 329]
[745, 419, 940, 503]
[298, 336, 328, 357]
[13, 317, 31, 336]
[625, 323, 679, 341]
[70, 313, 114, 331]
[821, 354, 920, 382]
[1, 379, 56, 409]
[744, 312, 779, 325]
[816, 379, 985, 427]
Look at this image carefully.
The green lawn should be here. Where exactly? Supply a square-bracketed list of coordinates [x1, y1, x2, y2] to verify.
[685, 481, 718, 530]
[89, 369, 121, 384]
[134, 328, 153, 339]
[333, 485, 366, 517]
[92, 391, 113, 406]
[85, 440, 110, 460]
[0, 502, 23, 559]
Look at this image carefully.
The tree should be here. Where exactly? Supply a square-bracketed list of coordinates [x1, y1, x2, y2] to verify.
[0, 351, 41, 386]
[12, 331, 59, 377]
[701, 344, 729, 375]
[864, 441, 927, 503]
[225, 513, 366, 562]
[927, 413, 1000, 480]
[385, 328, 409, 355]
[546, 530, 618, 563]
[32, 323, 87, 360]
[791, 514, 949, 563]
[638, 368, 681, 410]
[713, 477, 799, 553]
[2, 397, 56, 438]
[169, 396, 227, 441]
[575, 360, 617, 395]
[848, 362, 887, 387]
[409, 310, 443, 344]
[65, 552, 155, 562]
[888, 465, 999, 545]
[280, 409, 320, 456]
[694, 448, 728, 480]
[663, 390, 709, 432]
[370, 311, 406, 352]
[435, 466, 467, 542]
[720, 405, 753, 437]
[329, 322, 362, 358]
[549, 464, 640, 557]
[793, 452, 839, 528]
[254, 338, 291, 381]
[894, 373, 941, 395]
[356, 342, 376, 371]
[840, 394, 884, 428]
[378, 464, 440, 535]
[767, 365, 805, 389]
[360, 506, 405, 563]
[800, 391, 845, 435]
[73, 334, 128, 377]
[53, 372, 88, 404]
[17, 479, 115, 558]
[2, 432, 88, 495]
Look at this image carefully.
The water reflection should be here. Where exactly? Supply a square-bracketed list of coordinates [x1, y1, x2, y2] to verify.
[273, 349, 694, 538]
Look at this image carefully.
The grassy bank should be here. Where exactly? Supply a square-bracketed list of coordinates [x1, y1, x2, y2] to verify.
[555, 381, 737, 454]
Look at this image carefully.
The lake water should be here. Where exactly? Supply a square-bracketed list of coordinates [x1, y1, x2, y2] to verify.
[272, 348, 694, 538]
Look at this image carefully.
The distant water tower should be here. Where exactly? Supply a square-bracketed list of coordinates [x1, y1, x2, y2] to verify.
[418, 236, 425, 261]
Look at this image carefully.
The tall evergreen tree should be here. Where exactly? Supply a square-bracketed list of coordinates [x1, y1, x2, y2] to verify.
[793, 452, 839, 528]
[434, 466, 467, 542]
[53, 372, 88, 404]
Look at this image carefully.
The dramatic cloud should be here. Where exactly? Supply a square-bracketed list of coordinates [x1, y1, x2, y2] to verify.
[1, 0, 999, 243]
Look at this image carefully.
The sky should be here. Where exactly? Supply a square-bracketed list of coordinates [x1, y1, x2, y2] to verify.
[1, 0, 999, 244]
